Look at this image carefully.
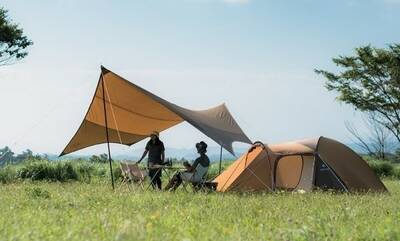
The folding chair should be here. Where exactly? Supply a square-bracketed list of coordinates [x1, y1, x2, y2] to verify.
[119, 162, 147, 189]
[192, 174, 218, 192]
[182, 168, 214, 192]
[190, 172, 208, 192]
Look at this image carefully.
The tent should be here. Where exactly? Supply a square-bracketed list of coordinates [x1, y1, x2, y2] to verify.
[214, 136, 387, 193]
[60, 66, 252, 188]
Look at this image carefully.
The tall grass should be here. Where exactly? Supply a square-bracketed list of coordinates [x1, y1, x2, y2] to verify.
[0, 159, 120, 183]
[0, 158, 399, 184]
[0, 165, 17, 184]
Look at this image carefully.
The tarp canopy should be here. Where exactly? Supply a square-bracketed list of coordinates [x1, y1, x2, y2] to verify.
[60, 66, 252, 156]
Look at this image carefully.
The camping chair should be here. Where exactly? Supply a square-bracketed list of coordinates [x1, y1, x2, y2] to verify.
[182, 167, 215, 192]
[119, 162, 148, 189]
[193, 174, 218, 192]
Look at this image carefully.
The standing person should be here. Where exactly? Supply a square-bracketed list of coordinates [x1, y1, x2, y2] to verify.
[165, 141, 210, 191]
[137, 131, 165, 189]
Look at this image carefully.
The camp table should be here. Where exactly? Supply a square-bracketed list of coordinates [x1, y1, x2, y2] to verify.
[146, 164, 186, 190]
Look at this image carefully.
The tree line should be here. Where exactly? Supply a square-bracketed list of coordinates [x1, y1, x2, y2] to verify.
[0, 146, 41, 166]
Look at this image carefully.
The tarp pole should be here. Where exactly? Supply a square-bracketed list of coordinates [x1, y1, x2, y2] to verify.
[218, 145, 223, 174]
[101, 75, 115, 190]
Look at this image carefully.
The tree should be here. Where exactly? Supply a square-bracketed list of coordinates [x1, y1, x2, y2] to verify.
[14, 149, 40, 162]
[0, 7, 33, 66]
[315, 44, 400, 144]
[89, 154, 108, 163]
[0, 146, 14, 165]
[345, 114, 394, 159]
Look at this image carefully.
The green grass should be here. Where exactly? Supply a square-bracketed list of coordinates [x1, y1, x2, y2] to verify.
[0, 179, 399, 241]
[0, 159, 399, 240]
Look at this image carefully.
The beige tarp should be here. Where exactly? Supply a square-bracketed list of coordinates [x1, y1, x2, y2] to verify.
[60, 66, 252, 156]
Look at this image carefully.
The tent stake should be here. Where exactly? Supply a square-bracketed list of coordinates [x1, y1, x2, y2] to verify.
[101, 74, 115, 190]
[218, 145, 223, 175]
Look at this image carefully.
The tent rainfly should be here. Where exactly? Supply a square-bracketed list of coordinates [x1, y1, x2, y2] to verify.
[214, 136, 387, 193]
[60, 66, 252, 187]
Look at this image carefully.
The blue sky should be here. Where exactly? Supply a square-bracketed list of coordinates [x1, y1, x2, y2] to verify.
[1, 0, 399, 156]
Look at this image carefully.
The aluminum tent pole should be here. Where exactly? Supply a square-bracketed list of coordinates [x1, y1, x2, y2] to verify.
[218, 145, 223, 175]
[101, 74, 115, 190]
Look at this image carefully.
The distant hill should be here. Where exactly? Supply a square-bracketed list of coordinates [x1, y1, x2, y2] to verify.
[44, 146, 249, 162]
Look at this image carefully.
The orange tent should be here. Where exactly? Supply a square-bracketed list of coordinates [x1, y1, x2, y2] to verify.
[214, 137, 387, 193]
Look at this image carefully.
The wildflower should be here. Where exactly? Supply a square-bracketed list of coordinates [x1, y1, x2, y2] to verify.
[297, 189, 306, 194]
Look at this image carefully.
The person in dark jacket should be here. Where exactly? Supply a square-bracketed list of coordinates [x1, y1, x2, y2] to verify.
[137, 131, 165, 189]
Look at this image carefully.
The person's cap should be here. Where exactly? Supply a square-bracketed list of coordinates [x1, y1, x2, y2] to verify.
[196, 141, 207, 151]
[150, 131, 159, 137]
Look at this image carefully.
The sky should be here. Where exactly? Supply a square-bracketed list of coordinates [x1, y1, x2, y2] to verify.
[0, 0, 399, 157]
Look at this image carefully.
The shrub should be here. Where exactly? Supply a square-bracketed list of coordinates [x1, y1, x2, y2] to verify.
[75, 162, 95, 183]
[368, 161, 394, 177]
[0, 165, 17, 183]
[393, 166, 400, 179]
[89, 154, 108, 163]
[56, 162, 78, 181]
[17, 161, 79, 182]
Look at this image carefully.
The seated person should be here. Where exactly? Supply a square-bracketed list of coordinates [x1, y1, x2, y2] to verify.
[165, 141, 210, 191]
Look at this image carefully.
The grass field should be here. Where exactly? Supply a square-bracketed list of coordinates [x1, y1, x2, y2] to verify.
[0, 179, 399, 241]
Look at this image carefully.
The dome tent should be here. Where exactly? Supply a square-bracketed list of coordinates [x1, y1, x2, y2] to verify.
[214, 136, 387, 193]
